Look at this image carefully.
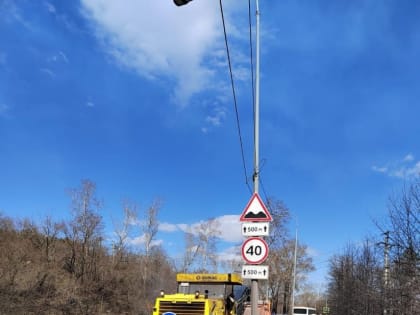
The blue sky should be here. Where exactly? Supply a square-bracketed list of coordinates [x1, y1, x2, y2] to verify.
[1, 0, 420, 289]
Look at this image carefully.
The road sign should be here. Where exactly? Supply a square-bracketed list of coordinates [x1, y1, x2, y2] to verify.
[242, 222, 270, 236]
[242, 265, 269, 279]
[241, 237, 269, 264]
[240, 193, 272, 222]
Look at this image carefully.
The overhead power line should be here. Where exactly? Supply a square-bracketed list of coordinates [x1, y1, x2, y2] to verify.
[218, 0, 252, 194]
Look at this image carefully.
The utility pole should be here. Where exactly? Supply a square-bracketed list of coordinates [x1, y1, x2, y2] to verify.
[383, 231, 390, 315]
[251, 1, 261, 315]
[291, 229, 298, 314]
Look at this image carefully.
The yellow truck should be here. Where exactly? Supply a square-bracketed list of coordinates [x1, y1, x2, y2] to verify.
[152, 273, 250, 315]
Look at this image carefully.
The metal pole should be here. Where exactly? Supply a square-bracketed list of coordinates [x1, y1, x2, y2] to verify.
[291, 229, 298, 314]
[254, 0, 260, 195]
[383, 231, 390, 315]
[251, 1, 261, 315]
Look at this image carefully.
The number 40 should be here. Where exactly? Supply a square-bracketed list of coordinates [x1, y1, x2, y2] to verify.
[246, 245, 262, 256]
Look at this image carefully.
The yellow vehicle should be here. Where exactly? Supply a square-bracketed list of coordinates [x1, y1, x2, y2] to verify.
[152, 273, 250, 315]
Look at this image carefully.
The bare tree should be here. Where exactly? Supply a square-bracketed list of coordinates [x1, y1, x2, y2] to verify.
[265, 197, 291, 249]
[181, 231, 197, 272]
[268, 239, 315, 315]
[140, 199, 163, 313]
[263, 197, 316, 314]
[112, 200, 138, 266]
[380, 180, 420, 315]
[181, 218, 221, 272]
[40, 215, 64, 264]
[328, 244, 359, 315]
[0, 214, 25, 288]
[263, 198, 291, 313]
[143, 199, 161, 257]
[197, 218, 220, 271]
[64, 179, 103, 283]
[327, 241, 383, 315]
[295, 283, 320, 310]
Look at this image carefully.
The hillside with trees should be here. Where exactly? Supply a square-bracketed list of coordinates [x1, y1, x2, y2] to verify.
[0, 180, 176, 314]
[0, 180, 312, 315]
[0, 179, 418, 315]
[325, 180, 419, 315]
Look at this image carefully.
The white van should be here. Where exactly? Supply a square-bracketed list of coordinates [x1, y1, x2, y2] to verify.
[292, 306, 317, 315]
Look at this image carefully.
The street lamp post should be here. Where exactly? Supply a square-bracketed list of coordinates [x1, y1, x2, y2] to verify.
[252, 2, 261, 315]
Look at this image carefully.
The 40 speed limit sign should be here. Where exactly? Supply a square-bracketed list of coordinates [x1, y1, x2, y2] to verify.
[241, 237, 269, 264]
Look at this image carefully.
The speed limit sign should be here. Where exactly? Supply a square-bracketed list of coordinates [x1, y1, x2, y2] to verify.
[241, 237, 269, 264]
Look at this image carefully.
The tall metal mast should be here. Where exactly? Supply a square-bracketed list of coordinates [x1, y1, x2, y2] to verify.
[254, 0, 261, 195]
[291, 229, 298, 313]
[251, 1, 261, 315]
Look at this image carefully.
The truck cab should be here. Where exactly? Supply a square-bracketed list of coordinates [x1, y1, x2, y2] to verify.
[152, 273, 249, 315]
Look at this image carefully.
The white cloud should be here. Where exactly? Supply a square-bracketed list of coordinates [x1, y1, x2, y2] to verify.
[372, 154, 420, 179]
[205, 115, 222, 127]
[86, 101, 95, 107]
[127, 235, 145, 246]
[49, 51, 69, 64]
[205, 107, 226, 127]
[59, 51, 69, 63]
[4, 1, 31, 29]
[176, 223, 189, 232]
[44, 1, 56, 14]
[403, 153, 414, 162]
[217, 245, 242, 263]
[371, 165, 388, 173]
[306, 246, 320, 258]
[405, 161, 420, 178]
[80, 0, 247, 107]
[40, 68, 55, 78]
[215, 214, 243, 243]
[158, 214, 243, 243]
[201, 105, 227, 133]
[159, 222, 180, 233]
[118, 212, 242, 252]
[127, 234, 163, 247]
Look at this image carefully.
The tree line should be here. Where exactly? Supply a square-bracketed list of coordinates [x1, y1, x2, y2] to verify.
[0, 180, 175, 314]
[326, 179, 419, 315]
[7, 177, 415, 315]
[0, 179, 315, 315]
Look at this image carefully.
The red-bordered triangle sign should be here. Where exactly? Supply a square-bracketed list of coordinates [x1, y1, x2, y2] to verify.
[240, 193, 272, 222]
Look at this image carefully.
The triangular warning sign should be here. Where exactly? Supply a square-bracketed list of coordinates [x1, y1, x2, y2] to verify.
[240, 193, 272, 222]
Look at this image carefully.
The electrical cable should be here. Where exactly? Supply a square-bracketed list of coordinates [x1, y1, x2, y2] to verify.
[260, 176, 269, 203]
[218, 0, 252, 194]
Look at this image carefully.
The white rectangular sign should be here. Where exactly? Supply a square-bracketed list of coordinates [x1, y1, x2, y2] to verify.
[241, 222, 270, 236]
[242, 265, 269, 279]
